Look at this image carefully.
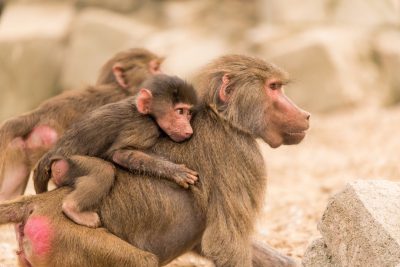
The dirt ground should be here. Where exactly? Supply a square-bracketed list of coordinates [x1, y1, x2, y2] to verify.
[1, 105, 400, 266]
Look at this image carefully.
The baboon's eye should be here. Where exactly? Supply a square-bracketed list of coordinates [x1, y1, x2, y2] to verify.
[269, 82, 282, 90]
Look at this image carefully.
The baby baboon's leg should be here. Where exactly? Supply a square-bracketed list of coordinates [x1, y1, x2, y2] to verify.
[51, 156, 116, 228]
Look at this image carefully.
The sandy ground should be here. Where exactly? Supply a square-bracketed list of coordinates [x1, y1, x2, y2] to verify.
[1, 105, 400, 266]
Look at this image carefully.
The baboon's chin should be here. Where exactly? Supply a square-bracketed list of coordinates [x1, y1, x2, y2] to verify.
[264, 137, 283, 149]
[282, 131, 306, 145]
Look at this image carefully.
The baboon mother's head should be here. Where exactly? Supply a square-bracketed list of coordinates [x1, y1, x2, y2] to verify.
[197, 54, 310, 148]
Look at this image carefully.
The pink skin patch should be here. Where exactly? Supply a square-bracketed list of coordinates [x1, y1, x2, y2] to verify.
[51, 159, 69, 187]
[157, 103, 193, 142]
[24, 216, 53, 256]
[26, 125, 58, 150]
[10, 137, 26, 149]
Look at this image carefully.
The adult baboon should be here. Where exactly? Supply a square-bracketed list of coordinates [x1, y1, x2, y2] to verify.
[0, 54, 309, 267]
[0, 48, 163, 201]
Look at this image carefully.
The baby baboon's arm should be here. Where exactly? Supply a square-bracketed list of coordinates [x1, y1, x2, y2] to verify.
[112, 149, 198, 189]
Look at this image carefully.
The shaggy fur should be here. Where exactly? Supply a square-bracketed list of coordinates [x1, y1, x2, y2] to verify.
[0, 48, 163, 200]
[0, 54, 304, 267]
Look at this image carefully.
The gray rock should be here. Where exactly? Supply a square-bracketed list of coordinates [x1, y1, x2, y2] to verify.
[0, 3, 74, 122]
[319, 180, 400, 267]
[303, 238, 340, 267]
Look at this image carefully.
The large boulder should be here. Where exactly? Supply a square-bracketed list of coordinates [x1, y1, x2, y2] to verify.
[317, 180, 400, 266]
[60, 8, 156, 90]
[258, 0, 400, 26]
[257, 27, 374, 113]
[329, 0, 400, 26]
[143, 28, 229, 79]
[163, 0, 258, 43]
[75, 0, 141, 13]
[0, 2, 74, 122]
[258, 0, 328, 25]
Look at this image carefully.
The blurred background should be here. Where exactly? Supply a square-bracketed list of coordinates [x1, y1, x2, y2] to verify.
[0, 0, 400, 266]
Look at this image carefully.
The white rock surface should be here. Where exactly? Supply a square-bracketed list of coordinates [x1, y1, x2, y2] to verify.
[259, 27, 370, 112]
[0, 3, 74, 121]
[259, 0, 328, 25]
[76, 0, 141, 13]
[0, 3, 73, 41]
[330, 0, 400, 26]
[144, 29, 229, 79]
[319, 180, 400, 266]
[61, 8, 156, 90]
[258, 0, 400, 26]
[302, 238, 340, 267]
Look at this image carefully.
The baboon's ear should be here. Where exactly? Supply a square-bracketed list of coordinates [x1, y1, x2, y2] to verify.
[112, 63, 128, 89]
[149, 59, 163, 74]
[136, 89, 153, 114]
[218, 74, 231, 103]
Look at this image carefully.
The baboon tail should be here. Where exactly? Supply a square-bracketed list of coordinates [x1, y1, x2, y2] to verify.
[0, 196, 33, 225]
[33, 153, 55, 194]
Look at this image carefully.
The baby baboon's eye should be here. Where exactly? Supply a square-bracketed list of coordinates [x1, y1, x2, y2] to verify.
[175, 108, 184, 115]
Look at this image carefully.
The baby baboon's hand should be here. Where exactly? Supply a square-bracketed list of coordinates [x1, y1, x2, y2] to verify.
[172, 164, 198, 189]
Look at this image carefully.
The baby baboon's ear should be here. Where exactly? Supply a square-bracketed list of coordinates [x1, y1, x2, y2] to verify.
[136, 89, 153, 114]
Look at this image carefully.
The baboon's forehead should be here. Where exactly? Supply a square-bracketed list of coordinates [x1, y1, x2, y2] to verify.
[207, 56, 288, 80]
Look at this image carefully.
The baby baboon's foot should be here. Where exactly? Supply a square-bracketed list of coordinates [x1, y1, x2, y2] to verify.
[62, 201, 101, 228]
[51, 158, 70, 186]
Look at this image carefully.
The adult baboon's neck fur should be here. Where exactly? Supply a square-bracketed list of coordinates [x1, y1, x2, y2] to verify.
[207, 104, 255, 138]
[98, 104, 268, 254]
[152, 104, 267, 221]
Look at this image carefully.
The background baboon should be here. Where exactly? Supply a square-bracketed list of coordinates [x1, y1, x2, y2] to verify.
[0, 54, 309, 267]
[33, 74, 198, 228]
[0, 48, 163, 201]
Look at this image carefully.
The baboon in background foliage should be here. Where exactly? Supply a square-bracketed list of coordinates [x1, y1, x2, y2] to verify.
[0, 48, 163, 201]
[0, 54, 309, 267]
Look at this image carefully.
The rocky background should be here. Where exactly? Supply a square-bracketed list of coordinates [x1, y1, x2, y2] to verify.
[0, 0, 400, 266]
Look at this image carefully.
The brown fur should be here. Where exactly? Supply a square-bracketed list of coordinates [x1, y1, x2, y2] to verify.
[96, 49, 163, 87]
[32, 75, 198, 228]
[0, 54, 308, 267]
[0, 48, 163, 201]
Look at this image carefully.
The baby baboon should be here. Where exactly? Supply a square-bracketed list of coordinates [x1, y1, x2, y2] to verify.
[33, 74, 198, 228]
[0, 48, 163, 201]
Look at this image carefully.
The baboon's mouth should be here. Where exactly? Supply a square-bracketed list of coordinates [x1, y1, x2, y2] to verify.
[286, 131, 306, 137]
[283, 131, 306, 144]
[285, 123, 309, 138]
